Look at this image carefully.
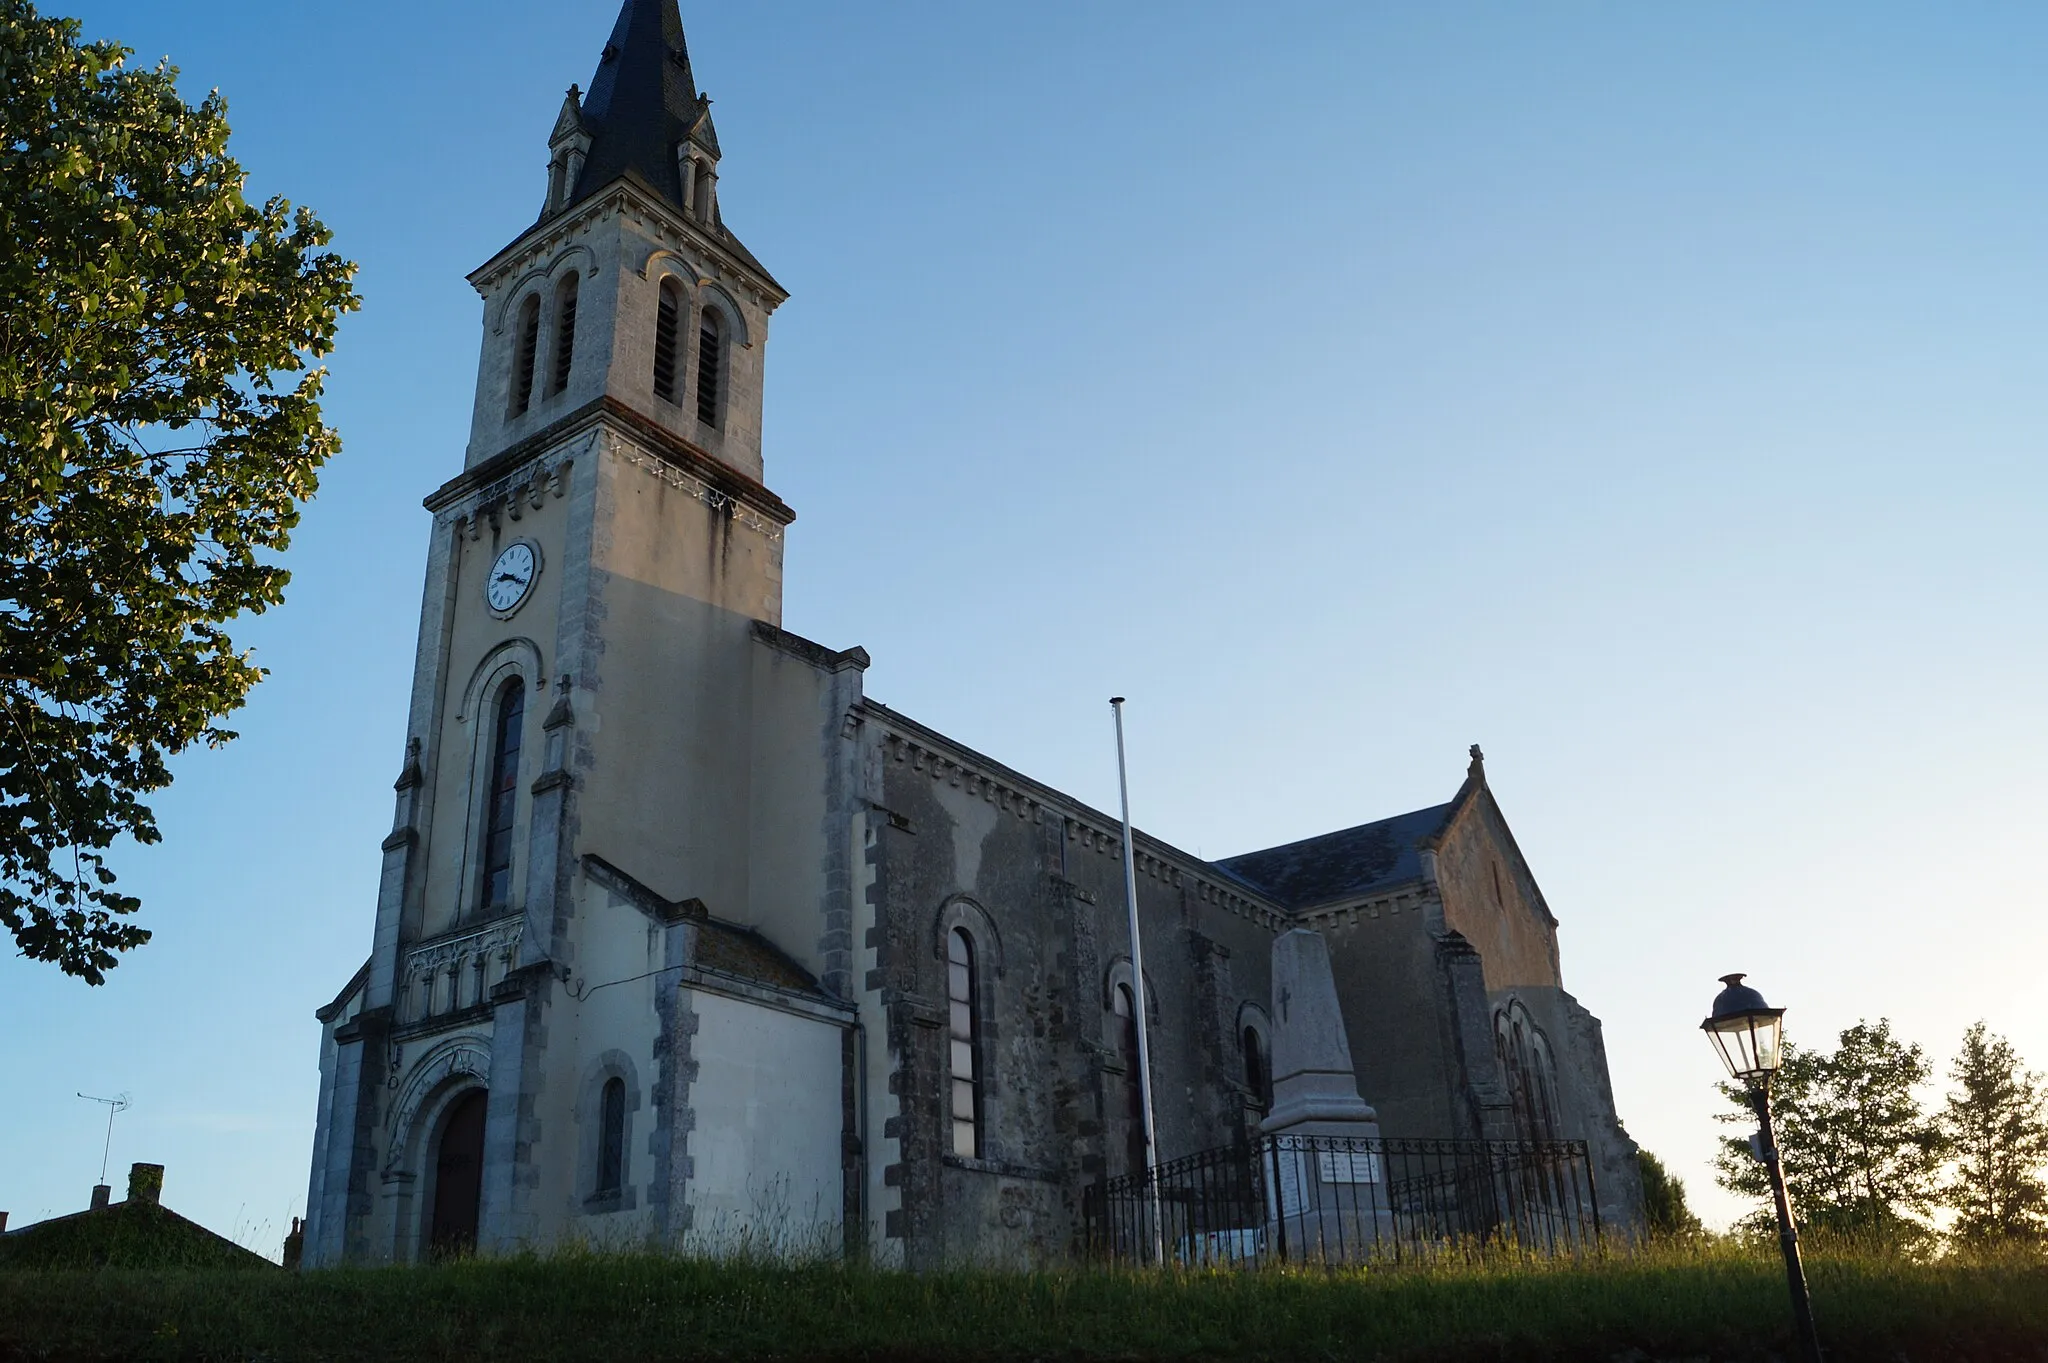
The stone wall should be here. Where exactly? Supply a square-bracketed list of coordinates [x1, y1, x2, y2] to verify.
[858, 711, 1283, 1266]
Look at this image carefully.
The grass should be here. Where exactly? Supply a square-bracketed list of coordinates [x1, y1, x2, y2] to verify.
[2, 1238, 2045, 1362]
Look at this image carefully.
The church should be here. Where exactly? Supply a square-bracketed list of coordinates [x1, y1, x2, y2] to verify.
[302, 0, 1643, 1267]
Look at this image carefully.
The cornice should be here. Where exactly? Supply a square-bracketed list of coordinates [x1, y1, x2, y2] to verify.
[1291, 880, 1435, 934]
[424, 396, 795, 531]
[853, 701, 1291, 933]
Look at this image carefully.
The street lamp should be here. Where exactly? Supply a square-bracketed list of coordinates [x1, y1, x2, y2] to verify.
[1702, 974, 1822, 1363]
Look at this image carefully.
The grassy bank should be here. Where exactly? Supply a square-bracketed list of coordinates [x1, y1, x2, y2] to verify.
[3, 1242, 2046, 1362]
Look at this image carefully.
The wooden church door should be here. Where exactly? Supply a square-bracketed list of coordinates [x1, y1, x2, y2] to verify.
[428, 1089, 487, 1257]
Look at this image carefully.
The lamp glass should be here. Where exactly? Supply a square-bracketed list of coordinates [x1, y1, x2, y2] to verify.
[1705, 1009, 1784, 1082]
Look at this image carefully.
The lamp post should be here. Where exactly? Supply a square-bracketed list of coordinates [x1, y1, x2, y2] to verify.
[1702, 974, 1823, 1363]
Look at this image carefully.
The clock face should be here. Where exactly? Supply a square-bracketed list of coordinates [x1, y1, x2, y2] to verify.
[486, 542, 539, 614]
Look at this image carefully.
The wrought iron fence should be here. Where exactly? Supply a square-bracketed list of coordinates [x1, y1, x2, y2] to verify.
[1082, 1134, 1601, 1266]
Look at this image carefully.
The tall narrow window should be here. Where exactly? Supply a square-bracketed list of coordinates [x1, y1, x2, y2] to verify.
[1242, 1026, 1269, 1109]
[1114, 984, 1147, 1175]
[550, 272, 579, 395]
[652, 280, 682, 403]
[478, 678, 524, 912]
[1497, 1008, 1561, 1145]
[511, 294, 541, 416]
[597, 1077, 626, 1195]
[947, 927, 980, 1158]
[695, 309, 723, 427]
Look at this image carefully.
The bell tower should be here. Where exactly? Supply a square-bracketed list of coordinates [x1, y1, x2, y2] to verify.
[305, 0, 804, 1264]
[462, 0, 785, 499]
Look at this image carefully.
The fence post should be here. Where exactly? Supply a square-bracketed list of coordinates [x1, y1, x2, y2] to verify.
[1581, 1141, 1602, 1251]
[1266, 1135, 1288, 1264]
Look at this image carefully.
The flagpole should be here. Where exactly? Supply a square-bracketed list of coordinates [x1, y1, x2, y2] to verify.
[1110, 697, 1165, 1265]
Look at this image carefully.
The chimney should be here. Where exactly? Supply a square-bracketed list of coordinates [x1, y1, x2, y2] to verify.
[0, 1211, 9, 1233]
[90, 1184, 111, 1211]
[127, 1163, 164, 1207]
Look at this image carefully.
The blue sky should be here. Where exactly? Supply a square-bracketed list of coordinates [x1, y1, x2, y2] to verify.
[4, 0, 2044, 1246]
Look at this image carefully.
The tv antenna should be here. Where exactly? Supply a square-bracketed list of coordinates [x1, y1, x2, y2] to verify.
[77, 1092, 130, 1185]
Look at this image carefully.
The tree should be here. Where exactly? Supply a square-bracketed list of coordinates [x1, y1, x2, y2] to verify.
[0, 3, 358, 981]
[1637, 1148, 1704, 1239]
[1939, 1022, 2048, 1250]
[1714, 1020, 1945, 1246]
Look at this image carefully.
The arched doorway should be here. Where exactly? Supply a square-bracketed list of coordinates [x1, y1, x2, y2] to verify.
[428, 1088, 487, 1257]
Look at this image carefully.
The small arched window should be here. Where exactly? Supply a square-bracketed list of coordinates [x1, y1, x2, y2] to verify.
[1242, 1025, 1269, 1109]
[596, 1076, 626, 1195]
[549, 272, 580, 395]
[510, 294, 541, 416]
[652, 279, 683, 403]
[695, 307, 724, 428]
[478, 678, 524, 913]
[947, 926, 981, 1158]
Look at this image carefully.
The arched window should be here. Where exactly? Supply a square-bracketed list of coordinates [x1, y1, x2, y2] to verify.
[947, 926, 981, 1158]
[478, 678, 524, 913]
[652, 279, 683, 403]
[1496, 1005, 1560, 1144]
[1113, 983, 1147, 1174]
[1242, 1025, 1270, 1109]
[695, 307, 724, 427]
[596, 1076, 626, 1196]
[549, 272, 579, 395]
[510, 294, 541, 416]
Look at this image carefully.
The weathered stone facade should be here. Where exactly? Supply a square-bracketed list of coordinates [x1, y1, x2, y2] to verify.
[303, 0, 1642, 1270]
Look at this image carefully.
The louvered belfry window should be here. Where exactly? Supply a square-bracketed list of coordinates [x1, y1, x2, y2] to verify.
[947, 927, 981, 1158]
[695, 312, 722, 426]
[511, 295, 541, 416]
[550, 273, 579, 395]
[479, 678, 524, 912]
[652, 281, 681, 402]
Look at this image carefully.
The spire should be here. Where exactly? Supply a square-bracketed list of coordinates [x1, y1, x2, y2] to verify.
[562, 0, 714, 215]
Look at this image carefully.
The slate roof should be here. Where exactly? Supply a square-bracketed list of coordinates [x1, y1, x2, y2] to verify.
[568, 0, 701, 213]
[555, 0, 778, 286]
[1214, 802, 1457, 911]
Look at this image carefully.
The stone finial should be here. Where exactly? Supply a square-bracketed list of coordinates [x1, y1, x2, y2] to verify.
[543, 673, 575, 732]
[1261, 929, 1379, 1135]
[394, 736, 424, 792]
[127, 1162, 163, 1207]
[1468, 744, 1485, 780]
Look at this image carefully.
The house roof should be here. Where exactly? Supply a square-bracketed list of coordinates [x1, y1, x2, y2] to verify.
[1215, 802, 1457, 911]
[0, 1199, 274, 1271]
